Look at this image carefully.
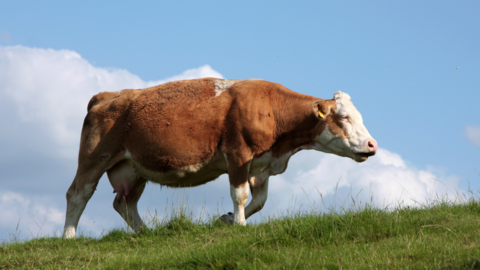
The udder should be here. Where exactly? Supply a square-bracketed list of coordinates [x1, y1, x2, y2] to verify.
[107, 160, 138, 200]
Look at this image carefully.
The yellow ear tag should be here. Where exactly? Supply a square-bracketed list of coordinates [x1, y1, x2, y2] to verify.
[318, 111, 325, 118]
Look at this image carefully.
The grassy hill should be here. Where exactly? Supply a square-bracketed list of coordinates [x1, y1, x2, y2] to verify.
[1, 197, 480, 269]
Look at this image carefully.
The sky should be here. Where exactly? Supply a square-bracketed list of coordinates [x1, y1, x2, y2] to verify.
[0, 1, 479, 242]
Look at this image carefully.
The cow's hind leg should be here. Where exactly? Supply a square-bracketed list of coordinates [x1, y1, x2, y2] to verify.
[63, 147, 127, 238]
[108, 160, 146, 232]
[245, 178, 269, 219]
[63, 170, 104, 239]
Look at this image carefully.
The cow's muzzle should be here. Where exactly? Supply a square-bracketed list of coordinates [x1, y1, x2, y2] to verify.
[353, 140, 377, 162]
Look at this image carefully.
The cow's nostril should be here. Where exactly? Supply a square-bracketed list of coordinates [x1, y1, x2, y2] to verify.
[367, 140, 377, 151]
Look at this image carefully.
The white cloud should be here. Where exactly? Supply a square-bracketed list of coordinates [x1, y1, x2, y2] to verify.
[465, 125, 480, 146]
[160, 65, 223, 83]
[263, 148, 462, 216]
[0, 191, 63, 240]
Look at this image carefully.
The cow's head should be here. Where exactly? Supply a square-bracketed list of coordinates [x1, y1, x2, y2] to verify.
[312, 91, 377, 162]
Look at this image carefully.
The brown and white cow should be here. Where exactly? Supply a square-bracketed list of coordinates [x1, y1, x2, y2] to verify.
[63, 78, 377, 238]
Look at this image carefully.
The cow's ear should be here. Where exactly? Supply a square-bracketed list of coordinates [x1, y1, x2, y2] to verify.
[312, 100, 329, 120]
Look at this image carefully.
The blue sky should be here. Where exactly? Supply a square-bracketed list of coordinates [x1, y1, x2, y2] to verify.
[0, 1, 479, 241]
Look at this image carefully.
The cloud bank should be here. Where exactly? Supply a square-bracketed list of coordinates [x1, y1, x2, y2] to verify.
[265, 148, 461, 216]
[0, 45, 462, 241]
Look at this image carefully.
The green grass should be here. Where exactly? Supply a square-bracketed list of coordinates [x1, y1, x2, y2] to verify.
[2, 197, 480, 269]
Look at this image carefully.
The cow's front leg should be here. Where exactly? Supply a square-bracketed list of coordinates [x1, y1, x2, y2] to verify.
[230, 181, 250, 225]
[224, 151, 253, 226]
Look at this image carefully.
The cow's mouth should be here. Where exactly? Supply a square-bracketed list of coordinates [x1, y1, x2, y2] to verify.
[353, 151, 376, 162]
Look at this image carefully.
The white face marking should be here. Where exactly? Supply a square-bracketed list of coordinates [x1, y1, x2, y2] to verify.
[334, 91, 373, 153]
[315, 91, 376, 161]
[214, 79, 245, 97]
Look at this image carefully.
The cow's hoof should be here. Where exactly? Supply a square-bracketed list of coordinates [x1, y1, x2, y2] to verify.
[219, 212, 234, 225]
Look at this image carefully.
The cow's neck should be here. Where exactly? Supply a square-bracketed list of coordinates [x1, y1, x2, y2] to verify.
[271, 89, 322, 158]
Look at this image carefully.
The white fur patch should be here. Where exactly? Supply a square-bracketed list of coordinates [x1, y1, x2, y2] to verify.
[230, 184, 250, 225]
[334, 91, 351, 102]
[335, 91, 373, 154]
[63, 225, 76, 239]
[214, 79, 245, 97]
[178, 158, 212, 174]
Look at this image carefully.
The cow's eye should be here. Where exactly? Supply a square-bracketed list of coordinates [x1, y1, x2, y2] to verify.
[341, 116, 350, 121]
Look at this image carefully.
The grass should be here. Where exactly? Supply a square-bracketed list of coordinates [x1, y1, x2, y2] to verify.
[2, 194, 480, 269]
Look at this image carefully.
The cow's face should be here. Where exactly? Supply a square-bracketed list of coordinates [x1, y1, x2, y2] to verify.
[313, 91, 377, 162]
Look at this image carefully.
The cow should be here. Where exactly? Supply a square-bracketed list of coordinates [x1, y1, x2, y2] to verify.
[62, 78, 377, 238]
